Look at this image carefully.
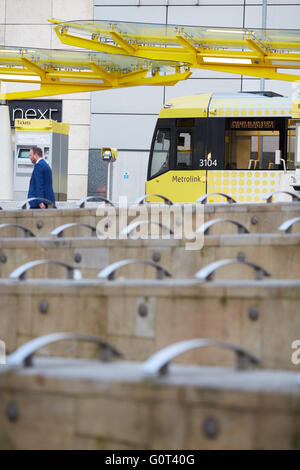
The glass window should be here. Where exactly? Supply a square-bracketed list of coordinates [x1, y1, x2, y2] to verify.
[176, 118, 195, 128]
[150, 129, 170, 178]
[261, 135, 280, 169]
[287, 127, 295, 169]
[225, 131, 280, 170]
[176, 130, 193, 168]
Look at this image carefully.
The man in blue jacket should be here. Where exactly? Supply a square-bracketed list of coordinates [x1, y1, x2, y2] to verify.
[28, 146, 55, 209]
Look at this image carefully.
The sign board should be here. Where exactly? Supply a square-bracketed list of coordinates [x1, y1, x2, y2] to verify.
[228, 119, 277, 130]
[8, 100, 62, 127]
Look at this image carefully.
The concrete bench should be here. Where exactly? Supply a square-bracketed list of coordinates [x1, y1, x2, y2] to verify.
[0, 336, 299, 449]
[0, 202, 300, 236]
[0, 234, 299, 279]
[0, 278, 299, 370]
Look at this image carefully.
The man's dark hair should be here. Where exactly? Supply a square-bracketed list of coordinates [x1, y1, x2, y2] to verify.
[31, 146, 43, 158]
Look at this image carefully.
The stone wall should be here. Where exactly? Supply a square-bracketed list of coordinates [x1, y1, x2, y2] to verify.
[0, 0, 94, 200]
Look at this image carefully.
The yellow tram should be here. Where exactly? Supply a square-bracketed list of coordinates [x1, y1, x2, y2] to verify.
[146, 91, 300, 203]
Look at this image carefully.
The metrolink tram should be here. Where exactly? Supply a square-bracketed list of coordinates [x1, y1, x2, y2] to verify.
[146, 92, 300, 203]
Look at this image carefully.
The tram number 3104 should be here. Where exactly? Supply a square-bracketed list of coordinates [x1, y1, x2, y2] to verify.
[199, 159, 218, 167]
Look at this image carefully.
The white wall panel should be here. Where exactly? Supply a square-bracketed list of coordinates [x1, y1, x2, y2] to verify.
[165, 78, 243, 101]
[133, 0, 169, 4]
[278, 69, 300, 77]
[267, 6, 300, 28]
[168, 5, 244, 27]
[189, 69, 241, 80]
[94, 6, 166, 22]
[240, 79, 298, 98]
[142, 0, 176, 4]
[0, 0, 5, 23]
[264, 80, 296, 97]
[68, 150, 89, 175]
[63, 100, 91, 125]
[91, 86, 163, 114]
[96, 0, 248, 4]
[245, 0, 300, 4]
[0, 25, 4, 44]
[90, 114, 157, 149]
[68, 175, 88, 200]
[240, 79, 290, 96]
[244, 6, 262, 28]
[266, 0, 300, 4]
[240, 79, 261, 91]
[6, 0, 51, 24]
[111, 151, 149, 203]
[170, 0, 244, 4]
[0, 81, 39, 93]
[53, 0, 93, 20]
[95, 1, 138, 4]
[5, 25, 51, 48]
[69, 125, 90, 150]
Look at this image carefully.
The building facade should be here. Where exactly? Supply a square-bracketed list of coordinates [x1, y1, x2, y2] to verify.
[1, 1, 299, 201]
[0, 0, 93, 201]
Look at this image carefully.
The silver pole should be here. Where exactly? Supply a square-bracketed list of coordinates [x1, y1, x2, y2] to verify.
[259, 0, 267, 168]
[107, 161, 112, 201]
[260, 0, 267, 93]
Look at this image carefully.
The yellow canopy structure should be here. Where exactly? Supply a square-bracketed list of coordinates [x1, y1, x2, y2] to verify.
[0, 19, 299, 100]
[50, 19, 300, 82]
[0, 45, 190, 100]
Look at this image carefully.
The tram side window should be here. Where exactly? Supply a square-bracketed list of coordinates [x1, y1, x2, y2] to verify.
[150, 129, 171, 178]
[176, 131, 193, 168]
[287, 127, 296, 169]
[261, 135, 280, 169]
[225, 130, 280, 170]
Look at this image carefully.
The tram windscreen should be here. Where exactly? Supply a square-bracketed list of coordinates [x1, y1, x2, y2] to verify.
[150, 129, 170, 178]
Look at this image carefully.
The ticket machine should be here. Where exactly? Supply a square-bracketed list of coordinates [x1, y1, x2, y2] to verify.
[14, 119, 70, 201]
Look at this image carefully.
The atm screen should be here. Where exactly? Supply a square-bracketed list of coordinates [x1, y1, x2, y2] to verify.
[18, 148, 30, 159]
